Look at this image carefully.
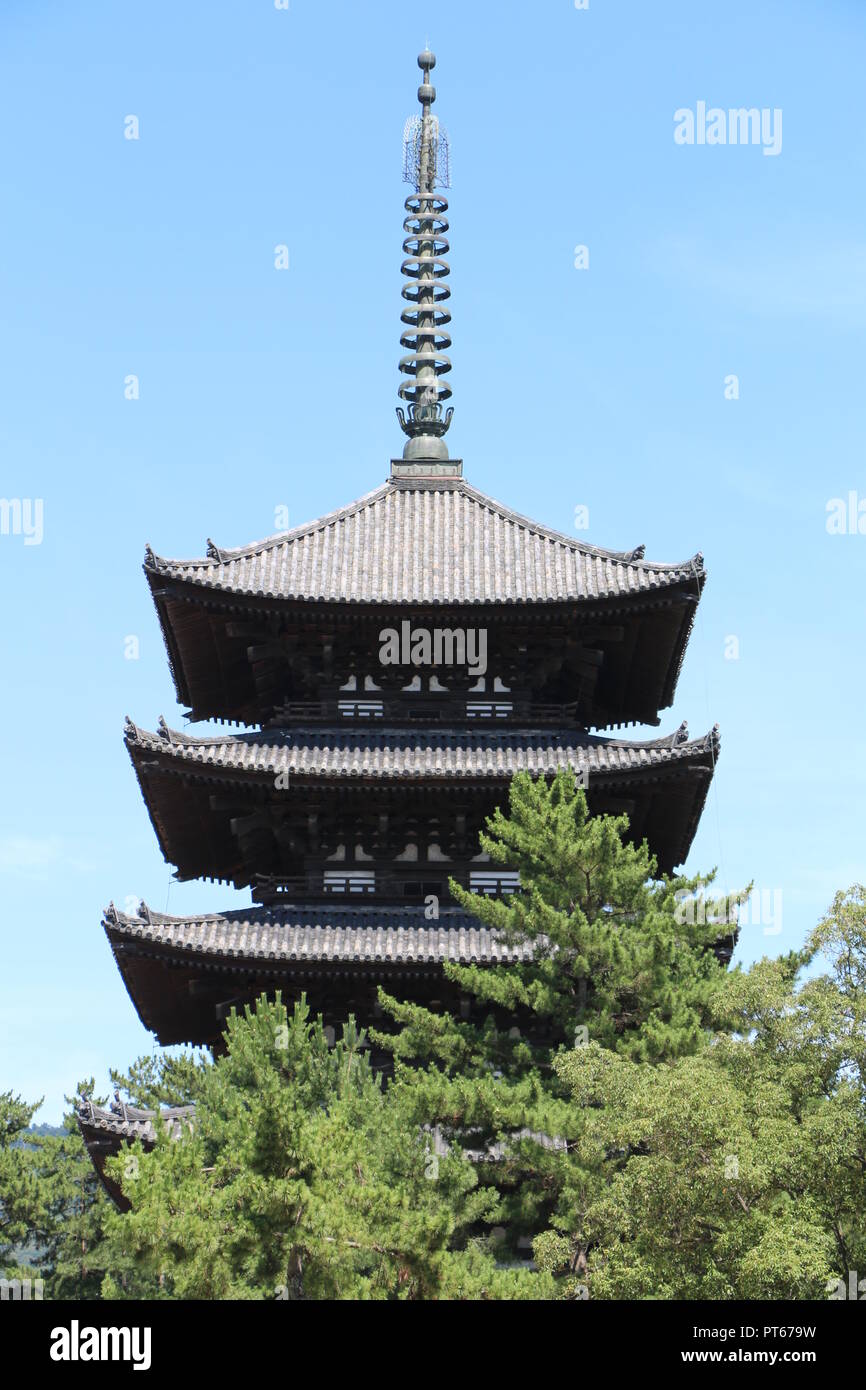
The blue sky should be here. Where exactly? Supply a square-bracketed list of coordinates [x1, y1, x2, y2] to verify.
[1, 0, 864, 1121]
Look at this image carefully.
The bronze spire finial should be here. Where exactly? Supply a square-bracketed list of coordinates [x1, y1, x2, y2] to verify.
[396, 50, 454, 463]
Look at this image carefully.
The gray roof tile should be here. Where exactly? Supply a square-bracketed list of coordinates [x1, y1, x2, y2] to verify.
[146, 479, 703, 606]
[76, 1099, 194, 1143]
[104, 903, 535, 964]
[125, 718, 719, 782]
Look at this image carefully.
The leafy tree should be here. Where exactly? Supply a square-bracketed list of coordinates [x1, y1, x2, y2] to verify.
[100, 996, 549, 1300]
[1, 1087, 120, 1298]
[538, 886, 866, 1298]
[41, 1059, 205, 1298]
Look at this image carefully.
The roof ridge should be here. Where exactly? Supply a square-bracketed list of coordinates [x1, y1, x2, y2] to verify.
[105, 903, 491, 929]
[456, 480, 692, 569]
[145, 483, 394, 570]
[125, 720, 718, 755]
[144, 476, 705, 577]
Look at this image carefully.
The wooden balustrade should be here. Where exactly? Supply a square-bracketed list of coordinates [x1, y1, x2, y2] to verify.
[251, 866, 520, 906]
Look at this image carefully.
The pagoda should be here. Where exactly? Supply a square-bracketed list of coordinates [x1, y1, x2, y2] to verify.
[89, 51, 717, 1115]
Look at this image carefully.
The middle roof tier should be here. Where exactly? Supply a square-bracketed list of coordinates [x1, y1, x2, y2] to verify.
[125, 718, 719, 883]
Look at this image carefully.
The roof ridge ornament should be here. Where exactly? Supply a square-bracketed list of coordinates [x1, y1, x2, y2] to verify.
[394, 50, 459, 476]
[76, 1092, 96, 1122]
[143, 543, 166, 574]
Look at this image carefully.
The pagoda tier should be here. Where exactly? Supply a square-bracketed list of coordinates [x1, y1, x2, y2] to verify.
[76, 1098, 195, 1210]
[124, 718, 719, 882]
[145, 478, 705, 731]
[103, 900, 736, 1050]
[103, 903, 534, 1047]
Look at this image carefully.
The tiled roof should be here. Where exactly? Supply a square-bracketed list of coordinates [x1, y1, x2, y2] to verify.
[76, 1098, 196, 1209]
[76, 1095, 556, 1163]
[125, 717, 719, 783]
[76, 1098, 194, 1144]
[77, 1090, 562, 1208]
[104, 903, 536, 965]
[145, 478, 703, 606]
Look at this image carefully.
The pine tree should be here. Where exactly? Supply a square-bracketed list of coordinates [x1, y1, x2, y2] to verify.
[24, 1082, 165, 1299]
[374, 771, 737, 1258]
[0, 1091, 49, 1282]
[100, 995, 549, 1300]
[36, 1087, 110, 1299]
[107, 1052, 208, 1110]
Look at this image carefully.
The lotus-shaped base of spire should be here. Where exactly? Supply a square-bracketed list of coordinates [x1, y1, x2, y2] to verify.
[397, 403, 454, 459]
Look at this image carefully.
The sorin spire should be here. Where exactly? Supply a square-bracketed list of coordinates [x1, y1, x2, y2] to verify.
[396, 50, 454, 462]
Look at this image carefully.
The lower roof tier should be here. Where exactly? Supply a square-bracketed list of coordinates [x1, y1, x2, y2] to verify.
[104, 900, 736, 1049]
[76, 1099, 194, 1209]
[105, 903, 533, 1046]
[77, 1091, 565, 1211]
[125, 719, 720, 879]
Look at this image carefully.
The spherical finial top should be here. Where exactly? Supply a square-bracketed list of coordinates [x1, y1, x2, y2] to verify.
[418, 50, 436, 73]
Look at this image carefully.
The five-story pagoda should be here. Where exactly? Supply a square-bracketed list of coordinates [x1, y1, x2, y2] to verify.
[95, 50, 717, 1068]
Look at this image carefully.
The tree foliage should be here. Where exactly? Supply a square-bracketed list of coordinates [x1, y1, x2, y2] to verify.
[539, 886, 866, 1297]
[373, 772, 736, 1254]
[101, 997, 547, 1300]
[0, 1091, 48, 1274]
[4, 772, 864, 1301]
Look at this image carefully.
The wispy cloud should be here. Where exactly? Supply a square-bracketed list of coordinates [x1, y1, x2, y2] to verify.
[0, 836, 92, 876]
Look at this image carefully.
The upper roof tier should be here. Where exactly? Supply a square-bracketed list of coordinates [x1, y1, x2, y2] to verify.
[142, 53, 705, 732]
[145, 477, 705, 730]
[146, 477, 702, 607]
